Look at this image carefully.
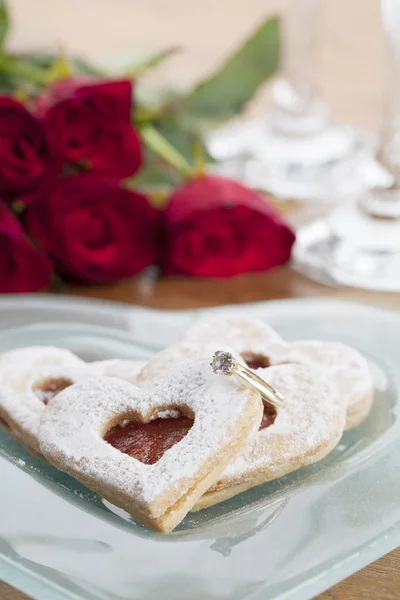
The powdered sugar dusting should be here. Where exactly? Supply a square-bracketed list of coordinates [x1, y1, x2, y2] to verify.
[0, 346, 146, 449]
[185, 315, 283, 350]
[138, 314, 373, 415]
[217, 363, 347, 486]
[135, 314, 364, 492]
[153, 410, 181, 420]
[89, 359, 146, 383]
[271, 340, 373, 408]
[137, 316, 283, 384]
[39, 361, 257, 518]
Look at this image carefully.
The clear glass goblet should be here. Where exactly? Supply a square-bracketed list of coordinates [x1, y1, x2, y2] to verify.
[294, 0, 400, 291]
[208, 0, 374, 201]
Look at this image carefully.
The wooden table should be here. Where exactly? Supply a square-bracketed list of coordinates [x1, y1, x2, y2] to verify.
[2, 0, 400, 598]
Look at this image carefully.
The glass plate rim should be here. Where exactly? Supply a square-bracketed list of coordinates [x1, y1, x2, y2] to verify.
[0, 294, 399, 600]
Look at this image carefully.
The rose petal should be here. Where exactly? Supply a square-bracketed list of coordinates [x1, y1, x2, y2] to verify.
[0, 97, 61, 196]
[36, 78, 141, 178]
[163, 175, 295, 277]
[0, 202, 52, 293]
[25, 174, 160, 283]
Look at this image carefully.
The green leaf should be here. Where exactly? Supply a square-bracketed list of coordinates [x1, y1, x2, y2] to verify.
[0, 54, 48, 86]
[124, 153, 178, 207]
[141, 124, 193, 178]
[155, 114, 212, 163]
[19, 51, 105, 77]
[0, 1, 9, 49]
[154, 116, 197, 164]
[20, 47, 178, 80]
[129, 143, 181, 188]
[133, 84, 185, 128]
[72, 56, 105, 76]
[183, 16, 280, 129]
[17, 51, 56, 69]
[129, 163, 178, 188]
[45, 52, 73, 84]
[0, 72, 19, 93]
[135, 83, 182, 112]
[122, 46, 181, 78]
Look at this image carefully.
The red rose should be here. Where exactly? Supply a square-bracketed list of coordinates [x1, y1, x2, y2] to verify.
[162, 175, 295, 277]
[0, 97, 60, 196]
[25, 174, 159, 283]
[0, 202, 52, 293]
[36, 78, 142, 178]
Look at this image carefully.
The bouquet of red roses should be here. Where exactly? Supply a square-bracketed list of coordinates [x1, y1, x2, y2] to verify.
[0, 6, 295, 293]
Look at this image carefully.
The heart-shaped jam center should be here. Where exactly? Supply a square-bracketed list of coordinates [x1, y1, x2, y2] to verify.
[259, 402, 277, 430]
[104, 412, 194, 465]
[34, 378, 73, 405]
[241, 352, 271, 370]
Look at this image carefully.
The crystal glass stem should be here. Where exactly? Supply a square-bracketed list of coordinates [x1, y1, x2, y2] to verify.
[271, 0, 328, 136]
[208, 0, 374, 201]
[377, 0, 400, 185]
[363, 0, 400, 217]
[293, 0, 400, 290]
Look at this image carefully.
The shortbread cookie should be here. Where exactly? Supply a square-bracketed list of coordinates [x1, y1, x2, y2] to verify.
[270, 339, 374, 429]
[192, 363, 346, 511]
[137, 316, 282, 384]
[0, 346, 145, 456]
[137, 315, 374, 429]
[39, 362, 263, 532]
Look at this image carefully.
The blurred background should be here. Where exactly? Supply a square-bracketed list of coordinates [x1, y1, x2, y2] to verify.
[8, 0, 382, 130]
[3, 0, 400, 296]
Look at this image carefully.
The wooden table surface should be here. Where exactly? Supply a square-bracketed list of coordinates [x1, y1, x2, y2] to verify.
[2, 0, 400, 598]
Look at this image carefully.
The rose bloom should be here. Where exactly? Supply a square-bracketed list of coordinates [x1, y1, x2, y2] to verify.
[0, 97, 60, 197]
[36, 78, 142, 178]
[162, 175, 295, 277]
[25, 174, 159, 283]
[0, 202, 52, 293]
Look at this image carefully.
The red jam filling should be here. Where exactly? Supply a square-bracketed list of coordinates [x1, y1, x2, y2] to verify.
[259, 403, 277, 430]
[240, 352, 277, 429]
[241, 353, 271, 370]
[104, 413, 194, 465]
[34, 378, 73, 405]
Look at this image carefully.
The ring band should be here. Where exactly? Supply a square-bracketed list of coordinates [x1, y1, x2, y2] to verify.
[211, 351, 284, 407]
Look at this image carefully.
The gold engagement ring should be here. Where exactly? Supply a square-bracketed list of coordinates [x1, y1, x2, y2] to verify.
[211, 350, 284, 407]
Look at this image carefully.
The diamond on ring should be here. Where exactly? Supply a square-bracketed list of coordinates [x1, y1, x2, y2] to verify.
[210, 351, 236, 375]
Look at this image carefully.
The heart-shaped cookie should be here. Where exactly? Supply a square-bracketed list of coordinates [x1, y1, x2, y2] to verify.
[137, 315, 369, 509]
[0, 346, 145, 457]
[193, 362, 346, 510]
[39, 361, 263, 532]
[138, 315, 374, 429]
